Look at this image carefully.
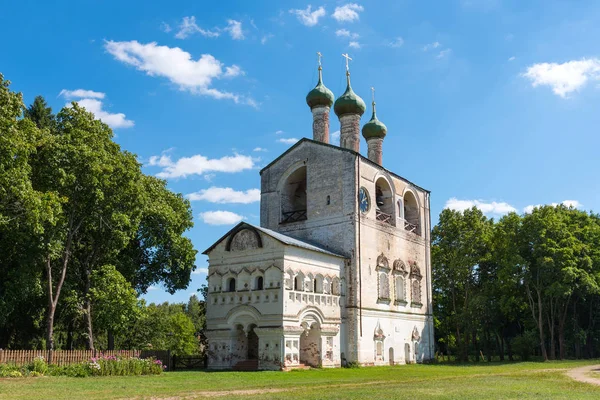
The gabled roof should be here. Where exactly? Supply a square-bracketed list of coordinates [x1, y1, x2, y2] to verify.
[259, 138, 430, 194]
[202, 221, 345, 258]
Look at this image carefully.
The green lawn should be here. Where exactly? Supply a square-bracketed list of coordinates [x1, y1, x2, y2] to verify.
[1, 360, 599, 400]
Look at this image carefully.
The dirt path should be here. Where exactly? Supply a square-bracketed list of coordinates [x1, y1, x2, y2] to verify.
[567, 365, 600, 386]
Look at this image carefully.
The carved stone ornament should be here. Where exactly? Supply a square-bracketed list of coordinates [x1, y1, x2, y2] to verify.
[393, 259, 407, 274]
[409, 262, 422, 279]
[412, 326, 421, 341]
[374, 321, 385, 340]
[376, 253, 389, 270]
[230, 229, 260, 251]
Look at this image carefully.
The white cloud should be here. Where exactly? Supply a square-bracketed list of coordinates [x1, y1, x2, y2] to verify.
[423, 41, 441, 51]
[336, 29, 359, 39]
[224, 19, 245, 40]
[275, 130, 284, 135]
[261, 34, 274, 44]
[445, 198, 517, 216]
[224, 65, 244, 78]
[147, 152, 254, 179]
[523, 200, 583, 214]
[290, 5, 326, 27]
[349, 41, 361, 49]
[175, 16, 220, 39]
[160, 22, 172, 33]
[59, 89, 105, 99]
[104, 40, 256, 106]
[331, 130, 340, 145]
[200, 210, 244, 225]
[192, 267, 209, 275]
[508, 56, 516, 62]
[147, 285, 159, 291]
[186, 187, 260, 204]
[278, 138, 299, 144]
[332, 3, 364, 22]
[522, 58, 600, 98]
[74, 98, 134, 129]
[437, 49, 452, 59]
[388, 37, 404, 48]
[60, 90, 134, 129]
[253, 147, 267, 152]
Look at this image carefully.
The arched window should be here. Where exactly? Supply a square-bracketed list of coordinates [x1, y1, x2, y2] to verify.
[378, 272, 390, 301]
[255, 276, 264, 290]
[412, 280, 422, 304]
[313, 275, 324, 293]
[227, 278, 236, 292]
[281, 166, 307, 223]
[395, 275, 405, 302]
[332, 278, 341, 295]
[403, 191, 420, 235]
[375, 177, 394, 226]
[294, 274, 304, 291]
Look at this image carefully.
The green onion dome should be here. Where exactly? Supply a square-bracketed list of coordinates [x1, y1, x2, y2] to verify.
[362, 103, 387, 140]
[334, 74, 366, 117]
[306, 67, 334, 109]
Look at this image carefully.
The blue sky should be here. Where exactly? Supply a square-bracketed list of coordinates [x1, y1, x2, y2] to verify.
[2, 0, 600, 304]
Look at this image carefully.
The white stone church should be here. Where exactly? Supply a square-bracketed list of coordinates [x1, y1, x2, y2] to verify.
[203, 57, 434, 370]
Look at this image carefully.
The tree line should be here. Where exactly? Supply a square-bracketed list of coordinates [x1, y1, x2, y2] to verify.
[0, 73, 200, 353]
[432, 205, 600, 361]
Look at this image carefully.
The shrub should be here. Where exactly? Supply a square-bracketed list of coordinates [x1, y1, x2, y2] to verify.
[512, 331, 538, 361]
[0, 355, 163, 378]
[29, 356, 48, 375]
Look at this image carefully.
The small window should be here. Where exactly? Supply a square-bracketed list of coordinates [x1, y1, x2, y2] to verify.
[256, 276, 264, 290]
[326, 195, 331, 205]
[227, 278, 236, 292]
[294, 275, 303, 291]
[313, 279, 317, 293]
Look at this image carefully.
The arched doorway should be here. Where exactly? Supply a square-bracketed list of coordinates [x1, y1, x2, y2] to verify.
[247, 324, 259, 360]
[300, 323, 321, 367]
[389, 347, 394, 366]
[404, 343, 411, 364]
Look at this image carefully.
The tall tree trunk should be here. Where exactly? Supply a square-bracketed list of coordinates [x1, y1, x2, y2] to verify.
[558, 296, 572, 360]
[66, 320, 74, 350]
[536, 289, 548, 360]
[108, 330, 115, 350]
[548, 299, 556, 360]
[45, 214, 77, 356]
[83, 267, 94, 350]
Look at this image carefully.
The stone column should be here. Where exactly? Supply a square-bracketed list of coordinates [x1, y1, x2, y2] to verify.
[366, 137, 383, 165]
[339, 114, 361, 152]
[312, 105, 330, 144]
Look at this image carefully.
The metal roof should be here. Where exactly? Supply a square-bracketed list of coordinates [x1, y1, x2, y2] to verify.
[202, 221, 346, 258]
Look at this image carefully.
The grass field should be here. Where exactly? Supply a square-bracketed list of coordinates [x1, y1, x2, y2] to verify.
[1, 360, 600, 400]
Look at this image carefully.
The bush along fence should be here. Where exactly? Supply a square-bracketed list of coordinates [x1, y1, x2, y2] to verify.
[0, 349, 172, 370]
[0, 354, 166, 378]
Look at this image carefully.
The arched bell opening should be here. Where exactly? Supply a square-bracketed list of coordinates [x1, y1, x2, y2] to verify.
[403, 191, 421, 235]
[375, 177, 394, 226]
[281, 166, 307, 223]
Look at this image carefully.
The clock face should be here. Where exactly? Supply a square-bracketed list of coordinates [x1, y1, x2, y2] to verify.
[359, 187, 370, 213]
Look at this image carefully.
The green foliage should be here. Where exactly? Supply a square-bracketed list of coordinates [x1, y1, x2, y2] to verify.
[0, 73, 197, 350]
[121, 301, 200, 355]
[511, 331, 538, 361]
[89, 265, 141, 337]
[432, 205, 600, 362]
[23, 95, 56, 130]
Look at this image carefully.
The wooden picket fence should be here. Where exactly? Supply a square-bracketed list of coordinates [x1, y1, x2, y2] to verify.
[0, 349, 172, 369]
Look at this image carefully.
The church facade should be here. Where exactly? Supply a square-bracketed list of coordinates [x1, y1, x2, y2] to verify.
[203, 59, 434, 370]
